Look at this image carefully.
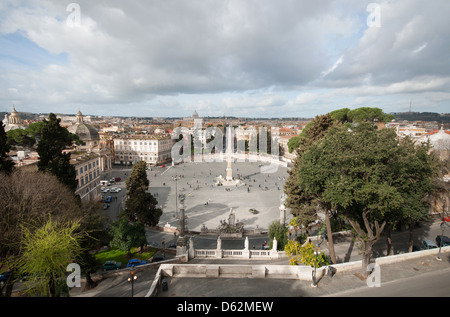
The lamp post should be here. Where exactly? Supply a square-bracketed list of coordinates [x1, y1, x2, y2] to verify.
[172, 174, 181, 219]
[128, 268, 137, 297]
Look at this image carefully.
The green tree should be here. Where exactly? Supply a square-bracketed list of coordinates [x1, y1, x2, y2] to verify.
[283, 113, 338, 263]
[109, 217, 147, 256]
[125, 160, 162, 226]
[6, 128, 35, 147]
[267, 220, 288, 251]
[126, 160, 149, 193]
[0, 122, 14, 174]
[17, 217, 84, 297]
[298, 122, 438, 275]
[392, 136, 441, 252]
[37, 113, 77, 192]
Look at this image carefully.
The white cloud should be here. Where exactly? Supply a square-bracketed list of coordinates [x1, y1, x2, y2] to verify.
[0, 0, 449, 117]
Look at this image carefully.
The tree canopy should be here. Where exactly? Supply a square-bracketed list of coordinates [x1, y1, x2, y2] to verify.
[37, 113, 77, 192]
[17, 217, 84, 297]
[109, 217, 147, 254]
[298, 122, 439, 273]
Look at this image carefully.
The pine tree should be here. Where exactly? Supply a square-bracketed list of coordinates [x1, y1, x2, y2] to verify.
[37, 113, 77, 192]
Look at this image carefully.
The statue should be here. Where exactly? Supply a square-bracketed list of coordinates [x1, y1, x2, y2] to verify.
[272, 237, 277, 251]
[217, 236, 222, 250]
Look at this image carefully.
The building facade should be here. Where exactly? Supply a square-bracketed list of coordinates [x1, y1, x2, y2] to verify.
[113, 134, 174, 166]
[71, 153, 103, 202]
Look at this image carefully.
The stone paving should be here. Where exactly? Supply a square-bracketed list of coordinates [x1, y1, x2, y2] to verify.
[147, 160, 291, 232]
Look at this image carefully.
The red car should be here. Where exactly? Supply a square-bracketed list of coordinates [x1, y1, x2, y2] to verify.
[114, 177, 121, 182]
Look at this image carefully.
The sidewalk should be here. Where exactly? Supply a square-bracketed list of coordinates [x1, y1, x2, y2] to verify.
[155, 251, 450, 297]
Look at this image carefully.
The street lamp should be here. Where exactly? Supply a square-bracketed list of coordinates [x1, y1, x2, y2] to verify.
[128, 268, 138, 297]
[172, 174, 181, 219]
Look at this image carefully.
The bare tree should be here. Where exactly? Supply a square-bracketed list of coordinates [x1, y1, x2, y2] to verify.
[0, 169, 83, 296]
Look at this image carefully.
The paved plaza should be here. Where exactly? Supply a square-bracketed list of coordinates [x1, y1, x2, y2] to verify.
[147, 160, 290, 232]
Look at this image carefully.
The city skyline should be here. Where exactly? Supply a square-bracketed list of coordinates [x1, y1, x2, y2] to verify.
[1, 1, 449, 118]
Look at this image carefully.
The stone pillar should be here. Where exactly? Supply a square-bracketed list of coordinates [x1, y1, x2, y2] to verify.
[188, 236, 195, 260]
[215, 236, 223, 258]
[176, 194, 188, 261]
[243, 236, 250, 258]
[279, 193, 287, 226]
[279, 205, 286, 226]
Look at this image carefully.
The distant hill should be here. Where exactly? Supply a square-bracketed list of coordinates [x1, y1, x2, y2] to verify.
[392, 112, 450, 123]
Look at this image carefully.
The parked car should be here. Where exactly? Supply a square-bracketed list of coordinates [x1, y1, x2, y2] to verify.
[126, 258, 147, 268]
[435, 235, 450, 247]
[0, 271, 11, 284]
[114, 177, 121, 182]
[109, 187, 121, 193]
[101, 187, 109, 193]
[102, 260, 122, 271]
[421, 239, 438, 249]
[103, 203, 110, 210]
[104, 196, 113, 203]
[151, 255, 165, 263]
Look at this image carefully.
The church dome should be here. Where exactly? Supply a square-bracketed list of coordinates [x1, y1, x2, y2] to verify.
[425, 128, 450, 151]
[67, 111, 99, 142]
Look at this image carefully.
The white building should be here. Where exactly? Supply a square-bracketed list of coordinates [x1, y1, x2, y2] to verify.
[3, 106, 27, 132]
[113, 134, 174, 166]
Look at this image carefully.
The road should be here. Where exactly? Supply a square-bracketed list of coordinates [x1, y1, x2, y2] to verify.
[329, 266, 450, 297]
[100, 167, 131, 222]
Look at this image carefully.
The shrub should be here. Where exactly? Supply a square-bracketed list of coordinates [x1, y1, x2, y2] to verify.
[284, 240, 329, 267]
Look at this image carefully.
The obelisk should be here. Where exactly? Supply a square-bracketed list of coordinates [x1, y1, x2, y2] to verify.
[225, 125, 233, 181]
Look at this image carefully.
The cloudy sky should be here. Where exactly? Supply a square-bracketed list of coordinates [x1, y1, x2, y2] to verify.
[0, 0, 449, 118]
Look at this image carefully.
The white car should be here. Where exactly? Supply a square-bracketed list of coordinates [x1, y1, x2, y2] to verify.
[101, 187, 109, 193]
[109, 187, 121, 193]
